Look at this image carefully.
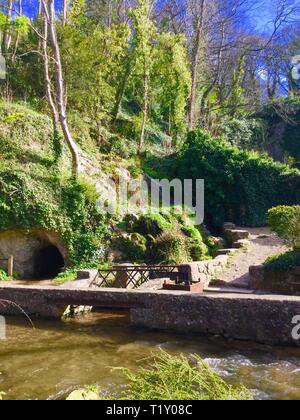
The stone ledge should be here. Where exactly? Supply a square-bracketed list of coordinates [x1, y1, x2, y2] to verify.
[179, 255, 229, 287]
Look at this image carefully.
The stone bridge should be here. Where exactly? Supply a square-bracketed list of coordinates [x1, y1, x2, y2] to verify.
[1, 284, 300, 347]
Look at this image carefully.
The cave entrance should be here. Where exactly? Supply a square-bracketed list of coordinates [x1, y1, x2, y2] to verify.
[34, 245, 65, 279]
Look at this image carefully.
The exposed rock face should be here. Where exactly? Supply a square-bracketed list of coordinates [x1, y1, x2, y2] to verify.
[0, 230, 67, 279]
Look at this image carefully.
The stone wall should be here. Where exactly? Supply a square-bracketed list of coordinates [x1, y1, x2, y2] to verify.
[1, 285, 300, 346]
[249, 265, 300, 295]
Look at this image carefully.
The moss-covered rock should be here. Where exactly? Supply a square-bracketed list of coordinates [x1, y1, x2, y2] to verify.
[114, 212, 210, 264]
[133, 213, 172, 236]
[118, 233, 148, 262]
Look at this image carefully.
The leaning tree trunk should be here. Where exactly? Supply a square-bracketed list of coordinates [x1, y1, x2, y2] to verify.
[45, 0, 80, 178]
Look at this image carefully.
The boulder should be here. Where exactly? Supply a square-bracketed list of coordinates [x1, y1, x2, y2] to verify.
[223, 222, 236, 232]
[225, 229, 250, 244]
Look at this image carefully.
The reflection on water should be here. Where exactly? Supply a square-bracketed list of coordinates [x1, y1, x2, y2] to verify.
[1, 311, 300, 400]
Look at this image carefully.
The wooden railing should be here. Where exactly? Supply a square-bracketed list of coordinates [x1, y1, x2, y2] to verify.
[0, 256, 14, 278]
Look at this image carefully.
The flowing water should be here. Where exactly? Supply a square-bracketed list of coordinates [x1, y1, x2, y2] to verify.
[1, 311, 300, 400]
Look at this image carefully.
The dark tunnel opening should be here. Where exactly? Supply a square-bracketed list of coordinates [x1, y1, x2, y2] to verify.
[34, 245, 65, 279]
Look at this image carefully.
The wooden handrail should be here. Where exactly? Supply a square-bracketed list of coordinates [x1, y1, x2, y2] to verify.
[0, 256, 14, 278]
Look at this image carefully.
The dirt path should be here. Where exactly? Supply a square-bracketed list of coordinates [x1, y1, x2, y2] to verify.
[214, 227, 287, 289]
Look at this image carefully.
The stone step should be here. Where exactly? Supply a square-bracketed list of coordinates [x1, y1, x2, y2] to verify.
[233, 239, 251, 249]
[225, 229, 250, 243]
[216, 248, 239, 256]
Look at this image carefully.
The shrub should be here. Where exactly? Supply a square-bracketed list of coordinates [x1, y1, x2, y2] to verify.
[181, 224, 208, 260]
[264, 251, 300, 272]
[116, 212, 210, 264]
[118, 233, 147, 262]
[0, 269, 9, 281]
[152, 229, 190, 264]
[268, 206, 300, 250]
[147, 130, 300, 227]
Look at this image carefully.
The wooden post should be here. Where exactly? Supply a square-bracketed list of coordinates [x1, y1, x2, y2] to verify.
[7, 256, 13, 278]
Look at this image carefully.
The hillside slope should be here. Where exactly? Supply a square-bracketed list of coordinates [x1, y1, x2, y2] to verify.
[0, 102, 112, 269]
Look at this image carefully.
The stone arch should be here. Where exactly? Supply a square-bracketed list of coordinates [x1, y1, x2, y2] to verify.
[0, 229, 68, 279]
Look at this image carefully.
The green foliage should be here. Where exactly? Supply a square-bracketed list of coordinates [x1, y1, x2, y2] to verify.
[152, 229, 190, 264]
[115, 351, 252, 400]
[118, 233, 147, 262]
[165, 130, 300, 227]
[0, 103, 109, 268]
[53, 269, 77, 285]
[133, 213, 172, 236]
[67, 351, 251, 400]
[116, 212, 209, 264]
[264, 251, 300, 272]
[268, 206, 300, 250]
[261, 99, 300, 168]
[0, 269, 9, 282]
[219, 117, 267, 151]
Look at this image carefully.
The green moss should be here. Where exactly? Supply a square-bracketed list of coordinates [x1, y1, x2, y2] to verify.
[133, 213, 172, 236]
[116, 212, 210, 264]
[118, 233, 147, 262]
[150, 229, 190, 264]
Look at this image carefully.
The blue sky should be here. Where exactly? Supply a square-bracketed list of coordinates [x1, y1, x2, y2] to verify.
[19, 0, 300, 35]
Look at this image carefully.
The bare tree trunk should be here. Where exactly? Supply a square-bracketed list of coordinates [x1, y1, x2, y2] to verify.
[139, 70, 149, 154]
[41, 3, 59, 131]
[62, 0, 68, 26]
[12, 0, 24, 60]
[3, 0, 13, 53]
[38, 0, 42, 16]
[187, 0, 206, 130]
[44, 0, 80, 178]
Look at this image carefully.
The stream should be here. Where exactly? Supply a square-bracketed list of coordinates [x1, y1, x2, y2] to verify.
[1, 311, 300, 400]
